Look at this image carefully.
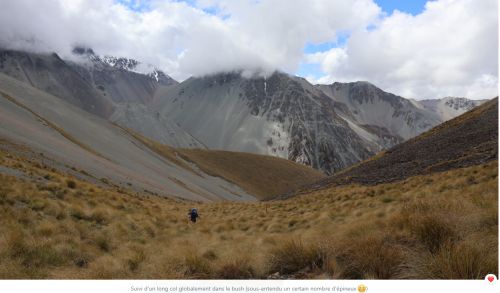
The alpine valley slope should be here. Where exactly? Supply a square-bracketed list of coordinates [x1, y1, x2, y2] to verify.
[0, 73, 324, 202]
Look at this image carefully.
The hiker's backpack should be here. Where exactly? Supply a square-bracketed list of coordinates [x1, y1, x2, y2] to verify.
[191, 208, 198, 217]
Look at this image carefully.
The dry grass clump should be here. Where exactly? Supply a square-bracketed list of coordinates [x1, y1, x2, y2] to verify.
[215, 257, 256, 279]
[411, 214, 455, 253]
[160, 247, 214, 279]
[181, 254, 212, 278]
[396, 199, 460, 253]
[408, 239, 498, 279]
[268, 239, 327, 275]
[87, 255, 130, 279]
[2, 229, 67, 278]
[66, 180, 77, 189]
[333, 231, 406, 279]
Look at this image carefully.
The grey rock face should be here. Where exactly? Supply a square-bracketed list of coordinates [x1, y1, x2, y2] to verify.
[153, 72, 375, 174]
[419, 97, 488, 121]
[443, 97, 479, 111]
[317, 81, 442, 142]
[0, 49, 115, 117]
[245, 73, 374, 173]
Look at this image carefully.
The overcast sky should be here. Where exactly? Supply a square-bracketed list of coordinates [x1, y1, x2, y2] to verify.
[0, 0, 497, 99]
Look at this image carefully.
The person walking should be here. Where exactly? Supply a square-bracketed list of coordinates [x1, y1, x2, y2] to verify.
[188, 208, 199, 223]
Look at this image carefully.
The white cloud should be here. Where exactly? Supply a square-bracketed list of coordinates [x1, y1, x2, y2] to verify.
[0, 0, 380, 81]
[306, 0, 498, 99]
[0, 0, 496, 99]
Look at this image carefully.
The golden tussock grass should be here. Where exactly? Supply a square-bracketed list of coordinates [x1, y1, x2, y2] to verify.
[0, 147, 497, 279]
[175, 149, 326, 200]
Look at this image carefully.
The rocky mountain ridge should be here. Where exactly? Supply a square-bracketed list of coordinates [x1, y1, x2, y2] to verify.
[0, 48, 489, 173]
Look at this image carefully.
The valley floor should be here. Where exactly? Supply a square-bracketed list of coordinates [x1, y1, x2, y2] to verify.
[0, 145, 497, 279]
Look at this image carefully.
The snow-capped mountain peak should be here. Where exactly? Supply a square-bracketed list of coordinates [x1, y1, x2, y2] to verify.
[71, 46, 175, 85]
[102, 56, 139, 71]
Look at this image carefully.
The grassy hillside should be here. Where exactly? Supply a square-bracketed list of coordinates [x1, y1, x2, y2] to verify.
[0, 143, 497, 279]
[123, 129, 326, 200]
[176, 149, 326, 201]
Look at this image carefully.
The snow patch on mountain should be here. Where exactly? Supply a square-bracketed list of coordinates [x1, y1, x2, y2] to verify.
[71, 46, 176, 86]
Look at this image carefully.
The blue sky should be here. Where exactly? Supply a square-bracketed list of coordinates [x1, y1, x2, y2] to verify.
[376, 0, 428, 15]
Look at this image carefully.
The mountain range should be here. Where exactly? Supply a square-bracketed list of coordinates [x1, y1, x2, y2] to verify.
[0, 48, 488, 175]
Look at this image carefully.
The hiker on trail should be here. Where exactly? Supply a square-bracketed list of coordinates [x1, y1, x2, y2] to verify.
[188, 208, 199, 223]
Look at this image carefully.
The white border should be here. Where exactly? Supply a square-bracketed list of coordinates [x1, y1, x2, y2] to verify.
[0, 280, 499, 293]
